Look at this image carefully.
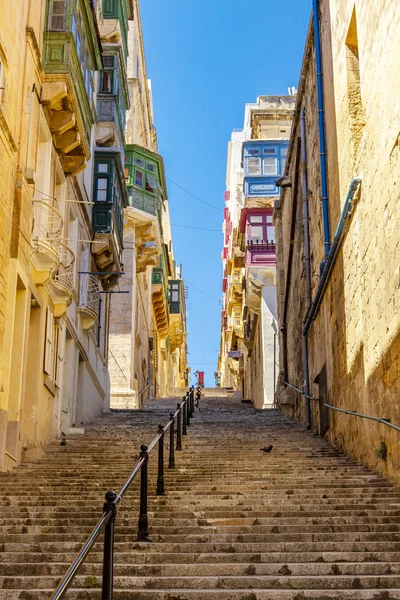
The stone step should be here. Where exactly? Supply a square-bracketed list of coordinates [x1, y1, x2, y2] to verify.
[2, 396, 400, 599]
[1, 589, 400, 600]
[1, 561, 400, 577]
[2, 574, 400, 590]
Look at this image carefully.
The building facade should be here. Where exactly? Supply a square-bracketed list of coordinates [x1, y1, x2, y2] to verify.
[276, 0, 400, 482]
[108, 2, 187, 409]
[0, 0, 186, 472]
[219, 96, 294, 408]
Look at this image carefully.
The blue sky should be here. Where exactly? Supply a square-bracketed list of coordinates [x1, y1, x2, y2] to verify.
[140, 0, 311, 387]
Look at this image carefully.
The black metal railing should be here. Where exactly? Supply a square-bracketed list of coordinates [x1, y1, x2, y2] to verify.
[284, 380, 400, 432]
[51, 386, 197, 600]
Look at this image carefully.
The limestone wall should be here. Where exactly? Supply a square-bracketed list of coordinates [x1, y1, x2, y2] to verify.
[277, 0, 400, 483]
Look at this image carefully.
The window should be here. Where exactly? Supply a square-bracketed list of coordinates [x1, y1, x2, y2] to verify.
[125, 150, 160, 195]
[71, 6, 94, 101]
[135, 169, 143, 187]
[247, 147, 260, 156]
[263, 157, 278, 175]
[247, 157, 261, 175]
[145, 173, 157, 193]
[48, 0, 67, 31]
[247, 212, 275, 245]
[263, 147, 276, 155]
[96, 178, 108, 201]
[99, 56, 116, 94]
[44, 308, 65, 388]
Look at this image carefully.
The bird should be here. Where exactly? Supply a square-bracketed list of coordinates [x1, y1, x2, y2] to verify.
[260, 445, 273, 453]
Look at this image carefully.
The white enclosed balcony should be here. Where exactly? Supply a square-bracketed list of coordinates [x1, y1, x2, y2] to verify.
[78, 274, 100, 330]
[31, 200, 63, 283]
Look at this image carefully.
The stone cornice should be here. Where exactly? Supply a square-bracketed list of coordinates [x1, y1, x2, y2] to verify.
[26, 26, 44, 77]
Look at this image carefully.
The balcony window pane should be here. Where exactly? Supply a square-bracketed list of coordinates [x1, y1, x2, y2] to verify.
[98, 163, 108, 173]
[135, 158, 144, 167]
[145, 173, 157, 193]
[247, 157, 261, 175]
[281, 147, 288, 157]
[249, 225, 263, 243]
[49, 0, 67, 31]
[135, 169, 143, 187]
[100, 71, 113, 93]
[250, 216, 263, 223]
[247, 148, 260, 156]
[263, 157, 278, 175]
[146, 162, 155, 172]
[263, 147, 276, 155]
[281, 157, 287, 174]
[266, 215, 273, 224]
[267, 225, 276, 243]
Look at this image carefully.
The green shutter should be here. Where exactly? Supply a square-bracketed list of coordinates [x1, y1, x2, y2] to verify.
[103, 0, 118, 18]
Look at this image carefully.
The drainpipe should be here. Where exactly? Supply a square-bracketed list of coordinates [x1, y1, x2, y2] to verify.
[300, 110, 312, 429]
[304, 177, 362, 336]
[312, 0, 331, 258]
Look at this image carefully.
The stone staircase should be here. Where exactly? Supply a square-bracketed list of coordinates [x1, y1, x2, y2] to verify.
[1, 393, 400, 599]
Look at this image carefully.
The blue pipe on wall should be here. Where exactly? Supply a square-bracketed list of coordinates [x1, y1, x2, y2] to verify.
[303, 177, 362, 335]
[312, 0, 331, 257]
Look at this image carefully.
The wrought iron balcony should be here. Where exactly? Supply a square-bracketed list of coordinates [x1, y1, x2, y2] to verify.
[78, 274, 100, 330]
[51, 243, 75, 296]
[31, 200, 63, 282]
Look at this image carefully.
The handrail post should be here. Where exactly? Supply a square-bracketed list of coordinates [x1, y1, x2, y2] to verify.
[196, 387, 200, 409]
[156, 425, 165, 496]
[168, 412, 175, 469]
[182, 397, 187, 435]
[102, 490, 117, 600]
[176, 403, 182, 450]
[186, 393, 191, 427]
[190, 387, 195, 417]
[137, 444, 150, 541]
[188, 388, 192, 418]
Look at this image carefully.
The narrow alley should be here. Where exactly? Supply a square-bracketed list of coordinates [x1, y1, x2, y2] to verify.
[1, 391, 400, 599]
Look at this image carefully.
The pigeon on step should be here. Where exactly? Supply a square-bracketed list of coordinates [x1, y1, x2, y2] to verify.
[260, 445, 273, 453]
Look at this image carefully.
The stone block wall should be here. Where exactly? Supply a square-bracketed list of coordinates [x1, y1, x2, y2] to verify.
[276, 0, 400, 483]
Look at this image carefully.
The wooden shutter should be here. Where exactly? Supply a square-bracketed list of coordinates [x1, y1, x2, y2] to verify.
[55, 320, 66, 388]
[44, 307, 54, 375]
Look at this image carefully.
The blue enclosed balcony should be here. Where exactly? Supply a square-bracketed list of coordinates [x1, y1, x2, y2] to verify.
[243, 140, 288, 198]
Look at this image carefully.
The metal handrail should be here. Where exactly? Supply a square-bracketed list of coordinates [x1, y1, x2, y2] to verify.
[49, 511, 112, 599]
[51, 387, 197, 600]
[284, 381, 399, 432]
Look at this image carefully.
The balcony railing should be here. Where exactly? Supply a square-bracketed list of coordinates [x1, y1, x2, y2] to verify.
[78, 274, 100, 329]
[51, 243, 75, 298]
[127, 188, 159, 218]
[32, 199, 62, 252]
[246, 240, 276, 267]
[31, 200, 63, 278]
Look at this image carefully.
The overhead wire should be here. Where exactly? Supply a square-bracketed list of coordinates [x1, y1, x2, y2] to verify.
[185, 280, 221, 302]
[166, 175, 223, 212]
[171, 223, 221, 232]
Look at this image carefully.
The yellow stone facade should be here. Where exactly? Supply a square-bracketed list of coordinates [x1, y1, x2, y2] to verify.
[276, 0, 400, 482]
[0, 0, 187, 471]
